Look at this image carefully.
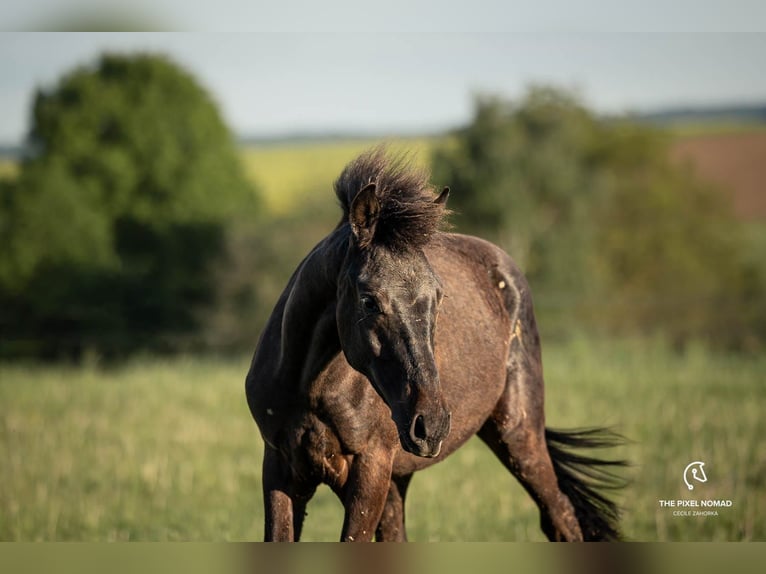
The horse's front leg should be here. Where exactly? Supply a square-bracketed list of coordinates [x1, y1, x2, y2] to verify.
[262, 446, 315, 541]
[340, 448, 395, 542]
[375, 475, 412, 541]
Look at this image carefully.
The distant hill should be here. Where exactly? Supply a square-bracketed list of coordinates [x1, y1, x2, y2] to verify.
[235, 104, 766, 146]
[0, 145, 23, 160]
[238, 129, 442, 148]
[2, 103, 765, 156]
[631, 103, 766, 126]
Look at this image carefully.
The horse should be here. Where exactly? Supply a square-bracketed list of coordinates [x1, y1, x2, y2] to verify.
[245, 148, 625, 541]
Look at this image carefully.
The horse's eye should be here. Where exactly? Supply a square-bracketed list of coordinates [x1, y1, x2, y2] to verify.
[360, 295, 381, 314]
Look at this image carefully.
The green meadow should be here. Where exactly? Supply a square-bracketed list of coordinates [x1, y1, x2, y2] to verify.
[1, 338, 763, 541]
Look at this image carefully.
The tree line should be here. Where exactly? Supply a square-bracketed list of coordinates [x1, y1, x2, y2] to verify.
[0, 54, 762, 359]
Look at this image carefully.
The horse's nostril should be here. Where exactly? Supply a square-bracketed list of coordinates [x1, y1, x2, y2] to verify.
[411, 414, 427, 442]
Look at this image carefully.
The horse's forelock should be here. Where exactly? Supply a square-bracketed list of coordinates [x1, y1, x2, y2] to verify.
[334, 147, 449, 250]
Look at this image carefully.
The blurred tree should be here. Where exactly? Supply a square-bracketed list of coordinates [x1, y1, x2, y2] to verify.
[433, 89, 602, 289]
[432, 88, 764, 349]
[592, 129, 765, 348]
[0, 53, 259, 358]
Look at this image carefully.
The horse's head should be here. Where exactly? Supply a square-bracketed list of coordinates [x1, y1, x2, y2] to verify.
[336, 182, 451, 458]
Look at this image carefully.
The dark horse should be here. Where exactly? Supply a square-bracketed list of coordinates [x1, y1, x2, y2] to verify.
[246, 148, 624, 541]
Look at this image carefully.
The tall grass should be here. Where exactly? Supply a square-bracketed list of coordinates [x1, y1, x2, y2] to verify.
[2, 338, 763, 541]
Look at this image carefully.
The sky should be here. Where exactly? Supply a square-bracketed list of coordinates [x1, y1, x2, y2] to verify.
[1, 31, 765, 144]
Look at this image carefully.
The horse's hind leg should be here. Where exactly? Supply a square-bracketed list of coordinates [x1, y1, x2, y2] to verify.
[375, 474, 412, 541]
[477, 318, 583, 541]
[478, 416, 582, 541]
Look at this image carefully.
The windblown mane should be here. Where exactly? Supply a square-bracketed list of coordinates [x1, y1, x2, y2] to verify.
[334, 147, 449, 249]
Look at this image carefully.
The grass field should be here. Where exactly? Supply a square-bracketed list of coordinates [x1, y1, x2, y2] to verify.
[2, 338, 763, 541]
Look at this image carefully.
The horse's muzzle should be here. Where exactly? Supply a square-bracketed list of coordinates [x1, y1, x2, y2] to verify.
[403, 410, 451, 458]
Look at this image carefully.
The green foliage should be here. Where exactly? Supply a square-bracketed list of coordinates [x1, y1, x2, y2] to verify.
[0, 158, 115, 291]
[0, 54, 259, 358]
[432, 88, 764, 349]
[29, 54, 252, 225]
[200, 201, 338, 353]
[433, 89, 600, 277]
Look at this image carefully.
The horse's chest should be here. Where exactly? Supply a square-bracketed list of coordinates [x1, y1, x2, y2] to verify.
[276, 415, 351, 490]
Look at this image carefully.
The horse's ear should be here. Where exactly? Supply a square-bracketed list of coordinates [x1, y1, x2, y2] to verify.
[349, 182, 379, 249]
[435, 186, 450, 206]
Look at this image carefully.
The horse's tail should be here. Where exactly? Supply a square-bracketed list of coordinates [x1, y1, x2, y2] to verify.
[545, 427, 628, 541]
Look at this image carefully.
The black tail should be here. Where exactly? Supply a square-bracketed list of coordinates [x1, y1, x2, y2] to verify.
[545, 427, 628, 541]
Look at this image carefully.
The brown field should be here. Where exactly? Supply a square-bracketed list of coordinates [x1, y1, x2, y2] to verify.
[670, 130, 766, 220]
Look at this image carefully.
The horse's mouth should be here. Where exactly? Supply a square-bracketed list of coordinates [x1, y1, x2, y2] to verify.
[399, 431, 444, 458]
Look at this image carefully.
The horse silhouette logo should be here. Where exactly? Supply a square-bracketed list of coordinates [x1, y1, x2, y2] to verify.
[683, 461, 708, 490]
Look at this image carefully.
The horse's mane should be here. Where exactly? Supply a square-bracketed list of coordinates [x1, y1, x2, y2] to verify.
[334, 147, 449, 250]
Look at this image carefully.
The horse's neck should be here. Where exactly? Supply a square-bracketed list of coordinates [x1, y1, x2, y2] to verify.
[277, 231, 346, 387]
